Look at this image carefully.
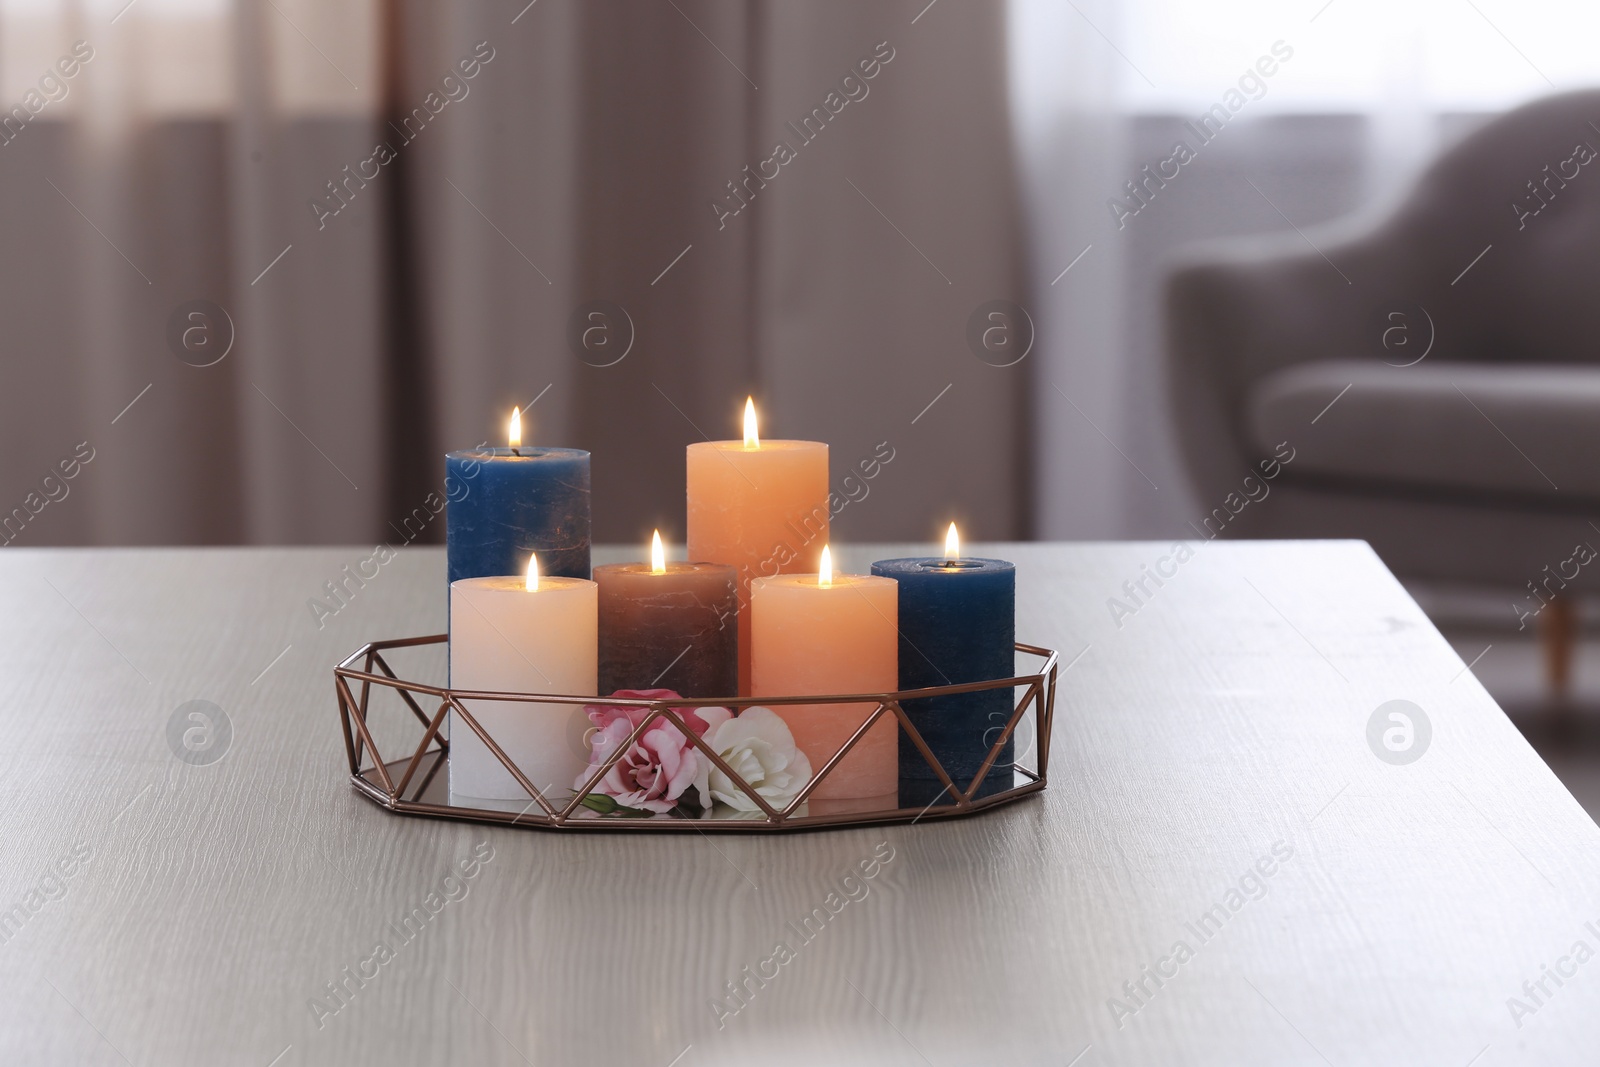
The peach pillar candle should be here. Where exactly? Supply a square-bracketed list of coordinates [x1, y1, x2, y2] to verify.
[687, 398, 829, 694]
[750, 547, 898, 802]
[449, 555, 597, 802]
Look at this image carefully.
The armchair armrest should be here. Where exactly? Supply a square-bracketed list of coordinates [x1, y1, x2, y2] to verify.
[1163, 229, 1384, 508]
[1250, 360, 1600, 502]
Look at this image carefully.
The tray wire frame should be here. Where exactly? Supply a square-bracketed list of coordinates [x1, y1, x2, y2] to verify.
[334, 635, 1058, 833]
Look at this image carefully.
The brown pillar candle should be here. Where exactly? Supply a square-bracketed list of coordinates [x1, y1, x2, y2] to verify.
[594, 532, 739, 698]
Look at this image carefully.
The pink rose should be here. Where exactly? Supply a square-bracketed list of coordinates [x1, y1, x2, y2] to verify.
[574, 689, 731, 813]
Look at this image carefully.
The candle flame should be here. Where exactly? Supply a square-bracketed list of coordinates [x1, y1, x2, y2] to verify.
[743, 396, 759, 449]
[945, 521, 960, 562]
[819, 544, 832, 587]
[525, 552, 539, 592]
[651, 529, 666, 575]
[509, 406, 522, 448]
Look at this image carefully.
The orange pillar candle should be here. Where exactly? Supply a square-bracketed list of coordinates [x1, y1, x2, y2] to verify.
[750, 546, 898, 802]
[687, 398, 829, 694]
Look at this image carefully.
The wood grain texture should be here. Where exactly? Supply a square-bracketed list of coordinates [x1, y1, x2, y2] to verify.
[0, 541, 1597, 1066]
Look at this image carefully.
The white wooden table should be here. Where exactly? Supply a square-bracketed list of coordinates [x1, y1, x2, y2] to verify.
[2, 541, 1597, 1065]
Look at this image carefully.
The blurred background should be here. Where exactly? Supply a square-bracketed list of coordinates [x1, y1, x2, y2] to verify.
[4, 1, 1600, 805]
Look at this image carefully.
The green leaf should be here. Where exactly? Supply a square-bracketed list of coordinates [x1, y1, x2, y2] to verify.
[578, 793, 618, 814]
[576, 792, 654, 818]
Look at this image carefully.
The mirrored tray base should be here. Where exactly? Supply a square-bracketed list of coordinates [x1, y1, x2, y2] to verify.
[335, 635, 1057, 834]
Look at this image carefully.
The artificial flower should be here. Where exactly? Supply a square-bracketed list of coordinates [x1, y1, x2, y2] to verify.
[693, 706, 812, 812]
[575, 689, 728, 814]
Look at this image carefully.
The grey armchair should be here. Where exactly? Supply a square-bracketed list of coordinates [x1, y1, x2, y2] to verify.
[1164, 89, 1600, 692]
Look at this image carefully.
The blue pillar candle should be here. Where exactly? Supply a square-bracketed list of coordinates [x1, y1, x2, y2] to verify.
[446, 419, 591, 582]
[872, 528, 1015, 807]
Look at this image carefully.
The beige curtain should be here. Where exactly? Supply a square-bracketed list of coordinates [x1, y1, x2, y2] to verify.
[0, 0, 1027, 547]
[0, 0, 386, 544]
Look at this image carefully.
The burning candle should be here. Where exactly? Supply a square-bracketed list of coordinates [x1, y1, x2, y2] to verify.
[687, 398, 829, 694]
[593, 530, 739, 697]
[872, 524, 1016, 806]
[750, 546, 898, 803]
[446, 406, 591, 584]
[449, 553, 598, 802]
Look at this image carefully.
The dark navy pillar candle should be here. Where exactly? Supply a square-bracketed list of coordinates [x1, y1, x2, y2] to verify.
[869, 556, 1015, 806]
[446, 447, 592, 582]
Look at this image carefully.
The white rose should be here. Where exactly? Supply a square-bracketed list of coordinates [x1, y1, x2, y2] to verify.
[694, 706, 812, 812]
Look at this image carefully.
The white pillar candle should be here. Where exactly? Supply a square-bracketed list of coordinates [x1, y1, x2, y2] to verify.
[449, 559, 597, 803]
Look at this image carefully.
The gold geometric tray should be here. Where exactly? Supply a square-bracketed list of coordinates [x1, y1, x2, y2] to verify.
[334, 635, 1056, 833]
